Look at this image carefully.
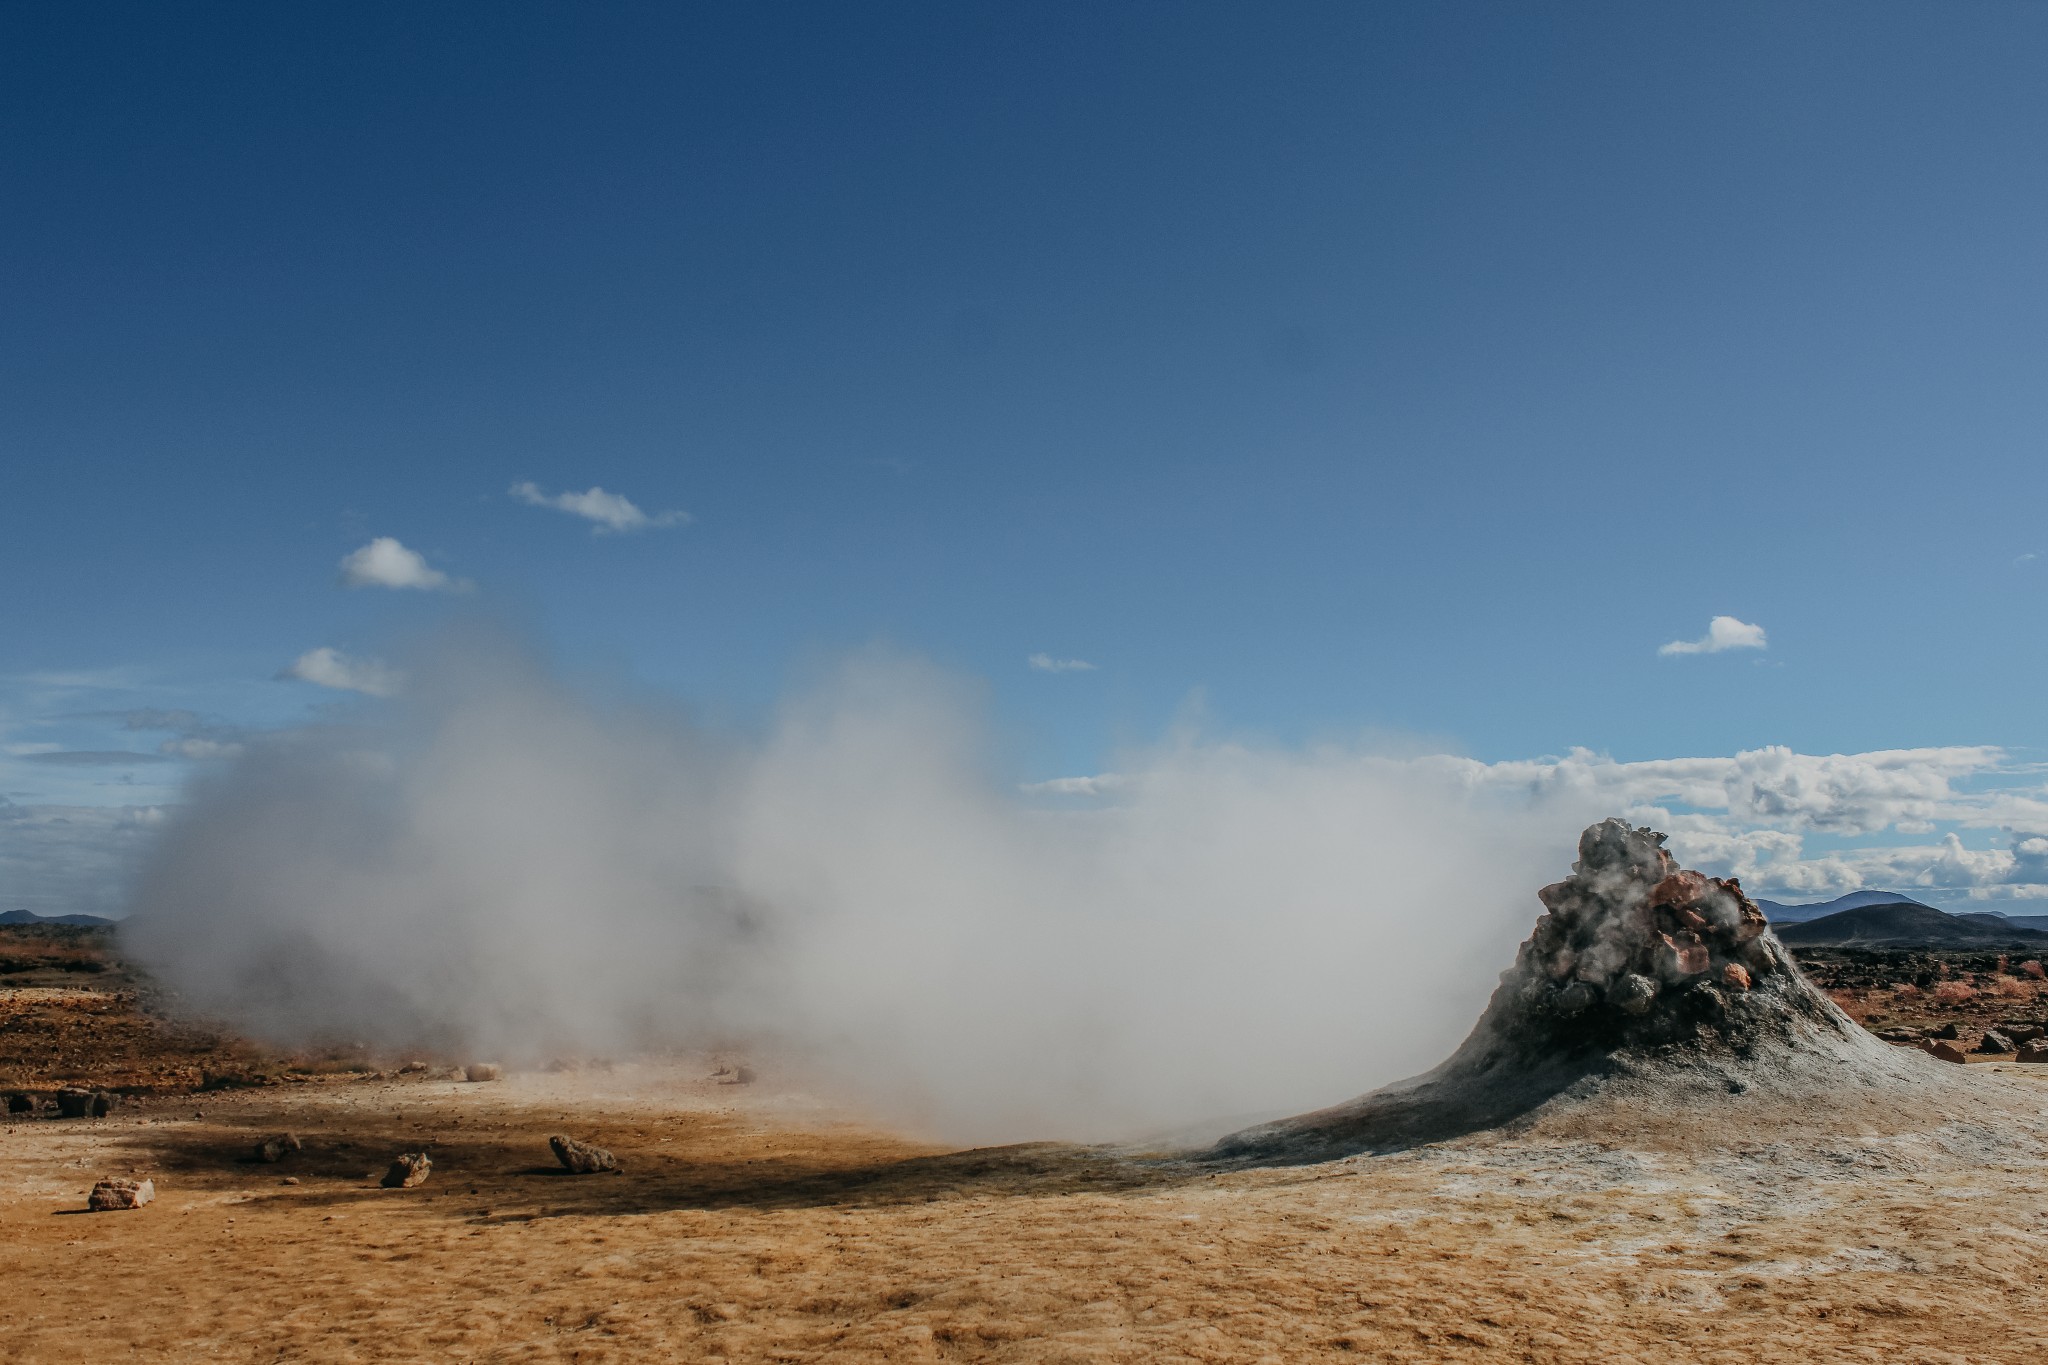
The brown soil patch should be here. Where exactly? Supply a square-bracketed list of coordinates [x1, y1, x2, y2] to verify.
[6, 1062, 2048, 1363]
[0, 926, 381, 1096]
[6, 925, 2048, 1361]
[1794, 947, 2048, 1048]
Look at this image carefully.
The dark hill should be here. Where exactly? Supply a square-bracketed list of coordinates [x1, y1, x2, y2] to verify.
[1754, 889, 1934, 923]
[0, 909, 115, 928]
[1958, 911, 2048, 934]
[1775, 901, 2048, 948]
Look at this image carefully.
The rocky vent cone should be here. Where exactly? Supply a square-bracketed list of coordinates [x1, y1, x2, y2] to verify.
[1207, 818, 1945, 1165]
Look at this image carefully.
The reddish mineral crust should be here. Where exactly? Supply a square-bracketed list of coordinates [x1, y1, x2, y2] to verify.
[1523, 819, 1775, 1023]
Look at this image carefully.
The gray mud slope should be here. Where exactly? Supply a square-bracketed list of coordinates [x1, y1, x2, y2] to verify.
[1207, 818, 1972, 1166]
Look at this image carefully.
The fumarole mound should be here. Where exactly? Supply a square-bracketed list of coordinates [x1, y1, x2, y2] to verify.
[1209, 818, 1947, 1163]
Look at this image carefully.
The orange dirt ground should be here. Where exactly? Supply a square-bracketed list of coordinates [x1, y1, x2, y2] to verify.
[6, 931, 2048, 1363]
[4, 1056, 2048, 1362]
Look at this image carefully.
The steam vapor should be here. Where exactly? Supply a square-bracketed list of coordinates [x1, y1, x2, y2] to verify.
[123, 635, 1598, 1143]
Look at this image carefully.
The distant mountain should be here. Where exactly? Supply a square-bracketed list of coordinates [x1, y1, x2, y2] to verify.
[1776, 901, 2048, 949]
[0, 908, 115, 928]
[1754, 889, 1935, 923]
[1952, 911, 2048, 933]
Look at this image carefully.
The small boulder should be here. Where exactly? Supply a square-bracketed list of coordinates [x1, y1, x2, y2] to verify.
[87, 1178, 154, 1211]
[711, 1064, 756, 1085]
[5, 1092, 35, 1114]
[56, 1089, 115, 1119]
[380, 1153, 432, 1188]
[549, 1135, 621, 1174]
[1654, 933, 1710, 979]
[1976, 1030, 2014, 1055]
[1611, 973, 1659, 1016]
[254, 1133, 302, 1163]
[1649, 870, 1709, 908]
[1876, 1027, 1921, 1044]
[2016, 1040, 2048, 1064]
[1927, 1022, 1961, 1040]
[1923, 1040, 1970, 1065]
[1554, 980, 1598, 1016]
[1721, 962, 1752, 992]
[2000, 1023, 2045, 1044]
[463, 1064, 502, 1083]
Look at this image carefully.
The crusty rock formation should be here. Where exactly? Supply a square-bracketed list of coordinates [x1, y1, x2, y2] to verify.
[88, 1178, 154, 1211]
[549, 1135, 621, 1174]
[381, 1152, 432, 1188]
[1506, 818, 1786, 1043]
[1208, 819, 1946, 1164]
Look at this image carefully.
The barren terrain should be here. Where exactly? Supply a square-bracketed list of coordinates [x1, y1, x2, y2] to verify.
[5, 927, 2048, 1362]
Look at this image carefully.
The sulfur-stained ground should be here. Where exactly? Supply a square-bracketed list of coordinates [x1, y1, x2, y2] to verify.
[5, 1056, 2048, 1363]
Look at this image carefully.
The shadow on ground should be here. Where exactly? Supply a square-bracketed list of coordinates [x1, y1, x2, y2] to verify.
[86, 1104, 1201, 1223]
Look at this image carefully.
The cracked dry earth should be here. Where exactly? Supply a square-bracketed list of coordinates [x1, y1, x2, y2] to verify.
[5, 1062, 2048, 1363]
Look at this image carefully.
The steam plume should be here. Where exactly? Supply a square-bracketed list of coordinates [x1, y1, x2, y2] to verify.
[123, 633, 1595, 1142]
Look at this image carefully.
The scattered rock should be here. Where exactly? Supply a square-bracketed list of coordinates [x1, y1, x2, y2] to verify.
[1923, 1040, 1970, 1065]
[1876, 1027, 1922, 1044]
[1555, 981, 1598, 1016]
[5, 1092, 35, 1114]
[2000, 1023, 2046, 1044]
[1610, 973, 1658, 1016]
[1976, 1030, 2015, 1055]
[711, 1064, 756, 1086]
[2016, 1040, 2048, 1064]
[1927, 1022, 1961, 1040]
[463, 1064, 501, 1083]
[254, 1133, 302, 1163]
[380, 1153, 432, 1188]
[549, 1135, 621, 1174]
[397, 1061, 430, 1074]
[56, 1089, 115, 1119]
[1721, 962, 1752, 992]
[87, 1178, 154, 1211]
[280, 1177, 300, 1186]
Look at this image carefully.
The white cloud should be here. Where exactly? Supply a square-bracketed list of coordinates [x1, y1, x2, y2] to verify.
[338, 538, 468, 592]
[1463, 743, 2005, 837]
[1038, 742, 2048, 901]
[281, 647, 404, 698]
[1658, 615, 1768, 656]
[158, 737, 244, 761]
[18, 750, 172, 766]
[1021, 774, 1126, 797]
[508, 482, 689, 534]
[1028, 653, 1097, 673]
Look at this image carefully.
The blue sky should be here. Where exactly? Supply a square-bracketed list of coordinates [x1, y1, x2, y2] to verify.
[5, 3, 2048, 913]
